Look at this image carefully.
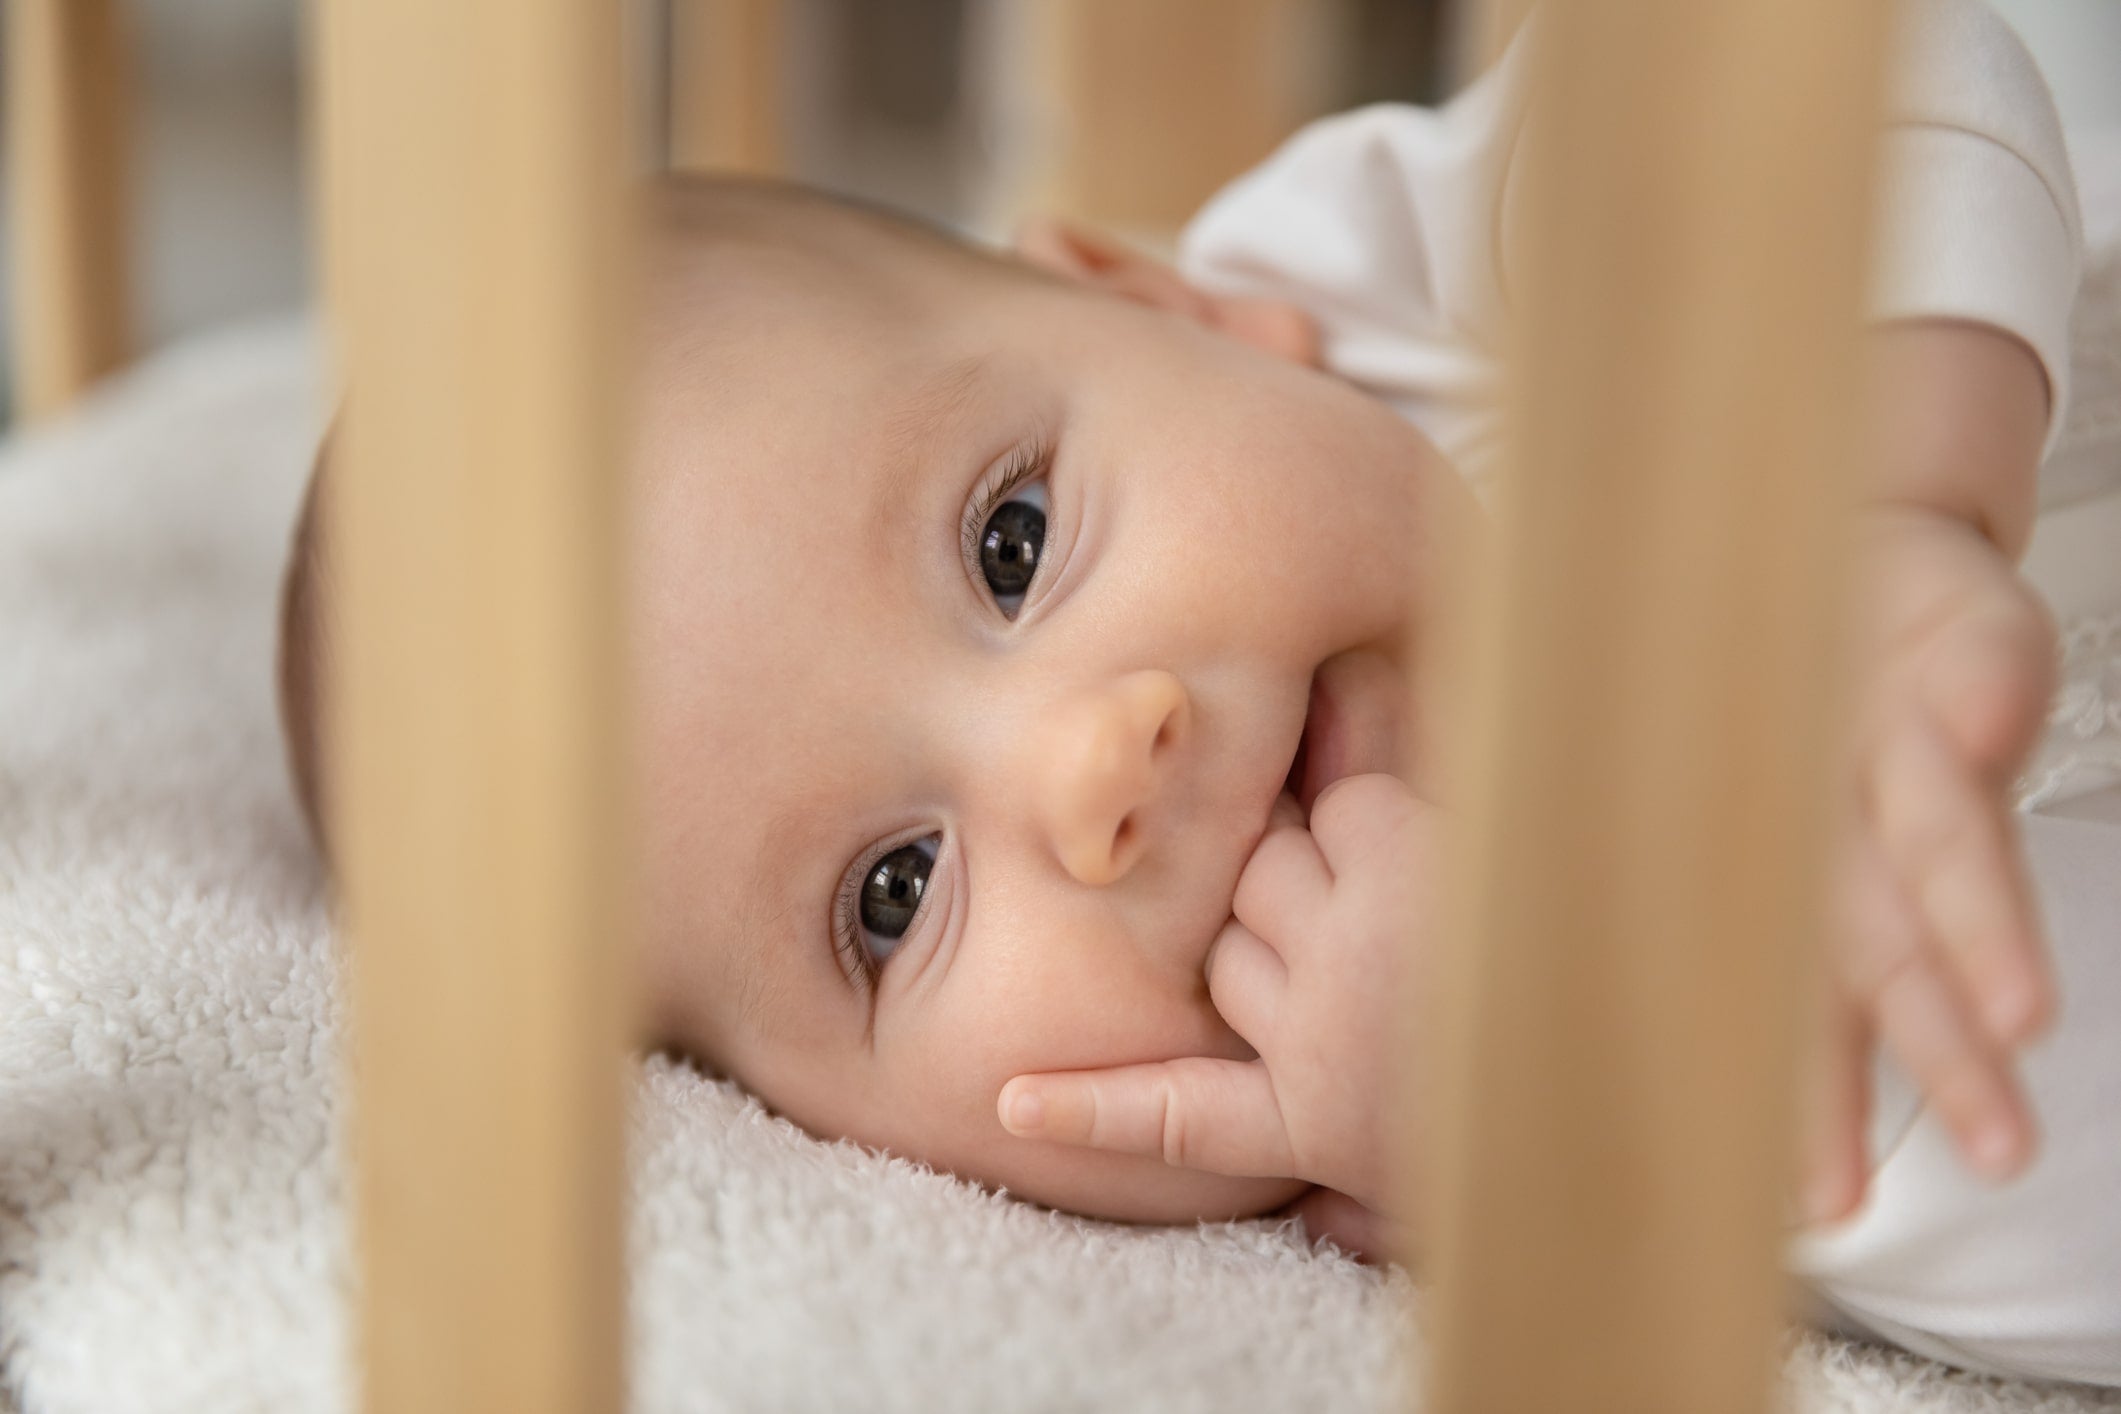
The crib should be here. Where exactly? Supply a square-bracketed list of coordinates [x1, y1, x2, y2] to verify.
[0, 0, 1978, 1410]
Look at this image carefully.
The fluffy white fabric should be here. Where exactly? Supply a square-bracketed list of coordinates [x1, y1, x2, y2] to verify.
[3, 325, 2118, 1414]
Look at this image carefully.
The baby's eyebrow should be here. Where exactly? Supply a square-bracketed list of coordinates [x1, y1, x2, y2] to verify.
[729, 798, 826, 1043]
[875, 354, 989, 508]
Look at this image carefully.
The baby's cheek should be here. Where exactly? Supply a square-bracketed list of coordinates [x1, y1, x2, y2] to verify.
[893, 944, 1299, 1223]
[954, 911, 1238, 1069]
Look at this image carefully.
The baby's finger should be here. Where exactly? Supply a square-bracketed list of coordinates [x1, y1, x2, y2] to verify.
[1872, 713, 2052, 1044]
[1834, 820, 2033, 1180]
[1851, 921, 2035, 1183]
[1204, 918, 1288, 1050]
[997, 1058, 1295, 1178]
[1306, 773, 1425, 880]
[1795, 988, 1872, 1227]
[1233, 805, 1334, 949]
[1284, 1186, 1411, 1266]
[1921, 594, 2057, 795]
[1831, 820, 1927, 1002]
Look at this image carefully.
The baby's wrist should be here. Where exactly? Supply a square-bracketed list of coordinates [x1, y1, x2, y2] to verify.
[1862, 320, 2048, 563]
[1860, 499, 1994, 544]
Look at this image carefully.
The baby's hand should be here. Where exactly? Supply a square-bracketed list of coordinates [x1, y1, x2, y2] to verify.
[996, 775, 1435, 1222]
[1804, 506, 2059, 1222]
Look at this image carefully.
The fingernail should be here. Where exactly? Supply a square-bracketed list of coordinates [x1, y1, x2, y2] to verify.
[1973, 1123, 2021, 1179]
[1001, 1086, 1043, 1135]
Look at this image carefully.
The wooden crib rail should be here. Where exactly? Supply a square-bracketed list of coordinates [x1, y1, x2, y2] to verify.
[1426, 0, 1889, 1410]
[669, 0, 785, 175]
[319, 1, 635, 1411]
[1023, 0, 1332, 241]
[6, 0, 134, 422]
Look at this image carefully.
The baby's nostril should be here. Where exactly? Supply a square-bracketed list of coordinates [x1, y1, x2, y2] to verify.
[1114, 813, 1136, 852]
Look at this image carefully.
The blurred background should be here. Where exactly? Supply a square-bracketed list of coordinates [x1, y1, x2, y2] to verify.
[1, 0, 2115, 429]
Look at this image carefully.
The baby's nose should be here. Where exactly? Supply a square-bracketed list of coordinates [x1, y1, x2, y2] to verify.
[1029, 669, 1190, 887]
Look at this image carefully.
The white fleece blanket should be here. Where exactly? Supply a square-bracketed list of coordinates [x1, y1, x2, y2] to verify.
[3, 325, 2119, 1414]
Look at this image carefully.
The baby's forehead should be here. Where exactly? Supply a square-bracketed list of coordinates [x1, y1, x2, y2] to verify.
[631, 322, 998, 671]
[640, 188, 1008, 360]
[635, 245, 999, 474]
[635, 186, 1059, 411]
[642, 250, 902, 398]
[634, 244, 1046, 517]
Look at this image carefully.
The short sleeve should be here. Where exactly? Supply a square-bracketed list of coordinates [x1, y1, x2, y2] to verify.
[1873, 0, 2085, 459]
[1180, 0, 2085, 477]
[1177, 35, 1541, 497]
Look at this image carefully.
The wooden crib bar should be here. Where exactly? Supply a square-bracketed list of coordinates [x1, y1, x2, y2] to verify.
[1023, 0, 1326, 243]
[1424, 0, 1890, 1410]
[320, 1, 635, 1410]
[0, 0, 1899, 1401]
[668, 0, 786, 175]
[6, 0, 133, 422]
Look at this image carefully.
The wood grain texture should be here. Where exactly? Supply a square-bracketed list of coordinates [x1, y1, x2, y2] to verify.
[668, 0, 785, 175]
[1423, 2, 1891, 1410]
[1019, 0, 1337, 241]
[319, 0, 637, 1409]
[7, 0, 134, 421]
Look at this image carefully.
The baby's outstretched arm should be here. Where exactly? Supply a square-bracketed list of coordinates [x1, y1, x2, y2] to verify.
[998, 776, 1435, 1242]
[1799, 319, 2061, 1219]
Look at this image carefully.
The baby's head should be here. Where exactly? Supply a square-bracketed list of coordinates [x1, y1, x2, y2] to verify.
[282, 176, 1465, 1224]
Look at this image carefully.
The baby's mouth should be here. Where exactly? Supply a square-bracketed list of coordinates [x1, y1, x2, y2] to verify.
[1285, 652, 1409, 816]
[1283, 705, 1310, 803]
[1281, 671, 1329, 815]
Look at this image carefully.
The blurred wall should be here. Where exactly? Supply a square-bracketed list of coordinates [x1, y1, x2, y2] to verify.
[11, 0, 2097, 427]
[1987, 0, 2121, 134]
[0, 0, 308, 417]
[129, 0, 308, 344]
[0, 0, 1439, 420]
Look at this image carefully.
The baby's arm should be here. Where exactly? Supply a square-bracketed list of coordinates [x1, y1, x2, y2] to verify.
[1801, 320, 2061, 1220]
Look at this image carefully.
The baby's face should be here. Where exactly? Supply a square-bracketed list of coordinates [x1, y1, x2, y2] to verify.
[634, 224, 1460, 1222]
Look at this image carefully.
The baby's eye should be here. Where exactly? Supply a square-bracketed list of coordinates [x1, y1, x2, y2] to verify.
[847, 836, 937, 976]
[979, 481, 1047, 614]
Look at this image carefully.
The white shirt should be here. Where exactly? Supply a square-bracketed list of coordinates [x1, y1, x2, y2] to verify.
[1179, 0, 2084, 496]
[1179, 1, 2121, 1386]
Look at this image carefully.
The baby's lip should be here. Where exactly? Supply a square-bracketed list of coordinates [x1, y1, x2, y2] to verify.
[1294, 651, 1408, 815]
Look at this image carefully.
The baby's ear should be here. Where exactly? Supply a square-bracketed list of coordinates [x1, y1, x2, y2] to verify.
[1012, 214, 1321, 368]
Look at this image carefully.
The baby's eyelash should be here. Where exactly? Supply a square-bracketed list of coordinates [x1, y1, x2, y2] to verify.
[834, 838, 936, 996]
[960, 433, 1054, 572]
[833, 862, 880, 994]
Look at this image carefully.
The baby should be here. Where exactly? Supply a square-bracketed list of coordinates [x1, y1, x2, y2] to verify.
[286, 176, 1470, 1225]
[277, 0, 2110, 1383]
